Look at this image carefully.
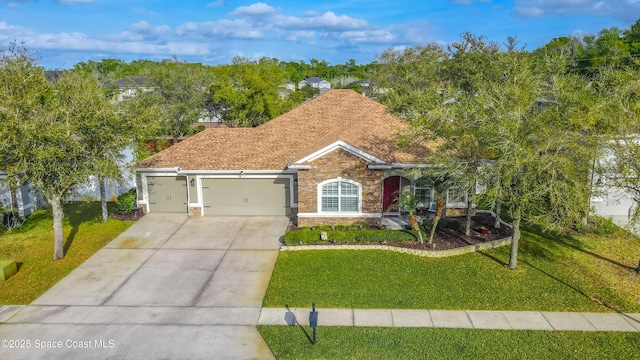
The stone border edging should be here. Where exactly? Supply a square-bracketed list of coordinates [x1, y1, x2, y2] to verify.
[281, 210, 513, 258]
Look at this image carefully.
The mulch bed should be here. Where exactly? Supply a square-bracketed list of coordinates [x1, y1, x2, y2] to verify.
[111, 207, 145, 221]
[396, 212, 512, 251]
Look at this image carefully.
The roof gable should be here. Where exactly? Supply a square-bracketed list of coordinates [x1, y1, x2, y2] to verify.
[295, 140, 386, 165]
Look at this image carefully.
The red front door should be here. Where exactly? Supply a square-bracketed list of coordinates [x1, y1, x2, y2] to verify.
[383, 176, 401, 212]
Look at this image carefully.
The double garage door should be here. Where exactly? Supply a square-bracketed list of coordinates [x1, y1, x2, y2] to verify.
[147, 176, 290, 216]
[202, 178, 290, 216]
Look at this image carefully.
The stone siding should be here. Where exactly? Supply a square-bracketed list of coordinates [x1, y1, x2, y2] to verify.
[297, 148, 383, 227]
[189, 206, 202, 217]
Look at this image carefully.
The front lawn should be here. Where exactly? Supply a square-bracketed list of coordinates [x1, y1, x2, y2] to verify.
[258, 326, 640, 360]
[0, 202, 133, 304]
[263, 223, 640, 312]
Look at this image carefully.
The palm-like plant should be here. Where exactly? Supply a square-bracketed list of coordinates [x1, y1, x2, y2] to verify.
[392, 192, 424, 243]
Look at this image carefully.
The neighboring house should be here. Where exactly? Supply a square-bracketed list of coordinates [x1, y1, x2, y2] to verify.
[298, 77, 331, 94]
[0, 171, 43, 219]
[591, 138, 640, 230]
[110, 76, 151, 102]
[134, 90, 469, 227]
[69, 147, 137, 201]
[279, 81, 297, 99]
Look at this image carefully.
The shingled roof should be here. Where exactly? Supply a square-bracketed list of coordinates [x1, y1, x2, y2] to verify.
[136, 89, 431, 171]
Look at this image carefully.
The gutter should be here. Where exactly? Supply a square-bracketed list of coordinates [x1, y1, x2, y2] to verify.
[287, 164, 312, 170]
[134, 167, 180, 173]
[177, 169, 297, 175]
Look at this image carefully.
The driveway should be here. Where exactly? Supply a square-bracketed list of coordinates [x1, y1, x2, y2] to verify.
[0, 213, 289, 360]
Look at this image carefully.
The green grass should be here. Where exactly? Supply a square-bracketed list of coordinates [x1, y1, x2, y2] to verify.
[264, 223, 640, 312]
[0, 202, 133, 304]
[257, 326, 640, 360]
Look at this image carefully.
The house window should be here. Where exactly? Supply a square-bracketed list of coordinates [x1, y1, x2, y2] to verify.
[414, 178, 433, 209]
[320, 180, 360, 212]
[446, 186, 467, 207]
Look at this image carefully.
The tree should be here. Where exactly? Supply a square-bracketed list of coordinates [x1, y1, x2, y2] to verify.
[375, 37, 600, 270]
[485, 53, 597, 269]
[142, 59, 208, 143]
[375, 35, 503, 237]
[0, 43, 135, 259]
[372, 43, 446, 119]
[624, 18, 640, 56]
[205, 57, 290, 127]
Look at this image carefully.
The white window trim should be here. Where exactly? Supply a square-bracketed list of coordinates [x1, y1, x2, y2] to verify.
[413, 179, 435, 209]
[296, 140, 385, 164]
[317, 178, 362, 214]
[446, 186, 468, 208]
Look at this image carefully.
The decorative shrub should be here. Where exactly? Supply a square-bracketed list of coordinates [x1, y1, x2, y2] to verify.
[116, 189, 137, 213]
[576, 216, 616, 236]
[283, 228, 419, 245]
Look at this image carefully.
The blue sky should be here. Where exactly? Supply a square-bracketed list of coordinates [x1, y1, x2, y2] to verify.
[1, 0, 639, 69]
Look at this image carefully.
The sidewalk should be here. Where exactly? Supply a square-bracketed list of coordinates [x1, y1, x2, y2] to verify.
[258, 307, 640, 332]
[0, 305, 24, 323]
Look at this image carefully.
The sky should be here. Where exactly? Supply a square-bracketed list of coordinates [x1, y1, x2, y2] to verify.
[1, 0, 639, 69]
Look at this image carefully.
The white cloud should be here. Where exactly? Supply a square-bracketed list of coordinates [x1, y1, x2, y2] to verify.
[388, 21, 436, 44]
[276, 11, 369, 31]
[0, 3, 419, 67]
[515, 0, 640, 21]
[230, 2, 276, 16]
[177, 19, 264, 39]
[113, 21, 172, 43]
[0, 20, 20, 31]
[327, 30, 394, 44]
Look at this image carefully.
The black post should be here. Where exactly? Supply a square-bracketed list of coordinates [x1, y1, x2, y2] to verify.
[309, 302, 318, 345]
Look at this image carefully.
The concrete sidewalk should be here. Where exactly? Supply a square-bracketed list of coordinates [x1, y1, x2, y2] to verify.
[259, 307, 640, 332]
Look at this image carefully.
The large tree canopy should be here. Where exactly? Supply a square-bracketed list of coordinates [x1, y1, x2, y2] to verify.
[373, 36, 602, 270]
[0, 43, 138, 260]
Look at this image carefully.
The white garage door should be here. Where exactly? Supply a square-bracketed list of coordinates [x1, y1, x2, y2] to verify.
[202, 178, 290, 216]
[147, 176, 188, 213]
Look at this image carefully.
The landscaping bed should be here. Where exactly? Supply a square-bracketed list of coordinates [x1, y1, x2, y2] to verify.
[285, 212, 512, 251]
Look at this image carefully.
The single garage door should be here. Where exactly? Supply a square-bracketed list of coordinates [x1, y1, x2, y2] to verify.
[202, 178, 290, 216]
[147, 176, 188, 213]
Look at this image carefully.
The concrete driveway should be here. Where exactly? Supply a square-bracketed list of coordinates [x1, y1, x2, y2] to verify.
[0, 213, 289, 360]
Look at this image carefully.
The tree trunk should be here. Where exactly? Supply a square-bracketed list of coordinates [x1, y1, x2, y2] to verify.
[51, 196, 65, 260]
[465, 188, 472, 236]
[100, 177, 108, 222]
[409, 214, 423, 244]
[6, 184, 20, 229]
[494, 195, 502, 229]
[429, 197, 445, 244]
[509, 205, 521, 270]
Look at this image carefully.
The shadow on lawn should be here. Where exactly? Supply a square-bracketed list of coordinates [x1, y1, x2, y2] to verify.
[285, 305, 313, 344]
[509, 222, 633, 271]
[63, 201, 112, 255]
[478, 221, 634, 314]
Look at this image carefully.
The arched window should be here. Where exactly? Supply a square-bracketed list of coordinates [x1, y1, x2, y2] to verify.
[319, 180, 361, 212]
